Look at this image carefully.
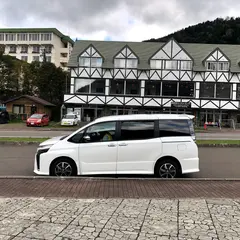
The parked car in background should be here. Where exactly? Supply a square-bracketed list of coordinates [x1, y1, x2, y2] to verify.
[0, 110, 10, 124]
[26, 114, 49, 127]
[61, 113, 79, 126]
[34, 114, 199, 178]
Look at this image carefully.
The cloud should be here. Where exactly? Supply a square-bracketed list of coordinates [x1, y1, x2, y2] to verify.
[0, 0, 240, 41]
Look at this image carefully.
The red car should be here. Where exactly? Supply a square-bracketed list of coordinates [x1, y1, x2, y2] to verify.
[26, 113, 49, 127]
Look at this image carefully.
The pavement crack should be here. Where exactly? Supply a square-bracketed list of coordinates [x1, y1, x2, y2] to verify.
[136, 199, 151, 240]
[94, 198, 124, 239]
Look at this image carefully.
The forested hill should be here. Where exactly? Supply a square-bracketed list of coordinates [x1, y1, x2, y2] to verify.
[144, 17, 240, 44]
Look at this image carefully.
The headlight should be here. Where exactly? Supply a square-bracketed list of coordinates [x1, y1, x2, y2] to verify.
[38, 144, 53, 150]
[37, 119, 41, 123]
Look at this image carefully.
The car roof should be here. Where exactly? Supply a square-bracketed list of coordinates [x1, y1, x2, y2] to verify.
[94, 114, 194, 123]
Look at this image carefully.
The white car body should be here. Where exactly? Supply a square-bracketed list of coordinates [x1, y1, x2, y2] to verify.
[61, 114, 78, 126]
[34, 114, 199, 178]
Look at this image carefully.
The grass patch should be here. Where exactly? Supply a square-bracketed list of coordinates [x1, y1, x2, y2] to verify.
[0, 137, 49, 142]
[196, 140, 240, 145]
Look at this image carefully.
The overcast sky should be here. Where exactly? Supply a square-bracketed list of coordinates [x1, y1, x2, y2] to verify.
[0, 0, 240, 41]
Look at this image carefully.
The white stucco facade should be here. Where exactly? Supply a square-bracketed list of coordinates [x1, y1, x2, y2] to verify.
[0, 28, 74, 70]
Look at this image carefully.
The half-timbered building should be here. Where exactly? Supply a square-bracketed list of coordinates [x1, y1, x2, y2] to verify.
[64, 39, 240, 127]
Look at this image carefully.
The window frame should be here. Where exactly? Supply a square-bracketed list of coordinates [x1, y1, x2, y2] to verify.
[118, 120, 158, 141]
[75, 78, 106, 95]
[206, 61, 229, 71]
[81, 121, 117, 144]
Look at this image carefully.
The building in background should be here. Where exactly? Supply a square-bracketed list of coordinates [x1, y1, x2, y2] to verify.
[64, 39, 240, 128]
[0, 28, 74, 70]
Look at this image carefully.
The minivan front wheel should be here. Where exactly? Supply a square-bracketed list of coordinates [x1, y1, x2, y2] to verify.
[50, 158, 77, 177]
[156, 159, 181, 179]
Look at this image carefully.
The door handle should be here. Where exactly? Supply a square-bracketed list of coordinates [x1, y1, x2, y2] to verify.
[119, 143, 128, 146]
[108, 143, 116, 147]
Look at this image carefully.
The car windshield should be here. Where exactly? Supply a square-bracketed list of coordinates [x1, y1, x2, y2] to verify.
[30, 114, 42, 119]
[64, 115, 75, 119]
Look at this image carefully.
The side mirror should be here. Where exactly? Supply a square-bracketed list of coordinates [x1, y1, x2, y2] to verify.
[83, 135, 90, 141]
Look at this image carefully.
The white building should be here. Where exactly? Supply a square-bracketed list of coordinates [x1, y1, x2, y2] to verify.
[0, 28, 74, 70]
[64, 39, 240, 127]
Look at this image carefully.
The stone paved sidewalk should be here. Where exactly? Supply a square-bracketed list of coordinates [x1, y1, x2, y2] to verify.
[0, 197, 239, 240]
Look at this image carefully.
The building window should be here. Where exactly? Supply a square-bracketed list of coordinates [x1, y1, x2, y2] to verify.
[75, 79, 105, 94]
[164, 60, 178, 70]
[0, 34, 4, 41]
[114, 59, 138, 68]
[21, 45, 28, 53]
[200, 82, 215, 98]
[110, 80, 124, 95]
[218, 62, 229, 71]
[9, 45, 17, 53]
[21, 56, 28, 61]
[159, 119, 190, 137]
[120, 121, 155, 141]
[32, 45, 40, 53]
[150, 60, 162, 69]
[180, 61, 192, 70]
[216, 83, 231, 99]
[46, 56, 51, 62]
[237, 84, 240, 100]
[29, 34, 40, 41]
[5, 34, 16, 41]
[79, 57, 102, 67]
[179, 82, 194, 97]
[13, 105, 24, 114]
[162, 81, 178, 96]
[45, 45, 52, 53]
[17, 33, 28, 41]
[32, 56, 40, 62]
[145, 80, 161, 96]
[206, 61, 229, 71]
[41, 33, 52, 41]
[126, 80, 140, 95]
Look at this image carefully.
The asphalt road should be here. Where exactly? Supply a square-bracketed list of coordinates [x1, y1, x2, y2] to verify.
[1, 130, 240, 140]
[0, 145, 239, 178]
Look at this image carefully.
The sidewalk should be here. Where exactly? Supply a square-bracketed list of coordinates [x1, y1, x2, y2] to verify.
[0, 197, 239, 239]
[0, 178, 240, 198]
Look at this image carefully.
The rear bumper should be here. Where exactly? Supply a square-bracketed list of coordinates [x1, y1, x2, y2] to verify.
[181, 157, 199, 174]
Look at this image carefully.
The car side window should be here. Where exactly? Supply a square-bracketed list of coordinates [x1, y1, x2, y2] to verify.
[120, 121, 155, 141]
[159, 119, 190, 137]
[83, 121, 116, 143]
[68, 130, 85, 144]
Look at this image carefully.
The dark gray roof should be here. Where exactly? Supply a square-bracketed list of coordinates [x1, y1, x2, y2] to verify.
[68, 40, 240, 72]
[4, 95, 55, 107]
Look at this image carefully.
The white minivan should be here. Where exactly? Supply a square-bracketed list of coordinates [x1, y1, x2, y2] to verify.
[34, 114, 199, 178]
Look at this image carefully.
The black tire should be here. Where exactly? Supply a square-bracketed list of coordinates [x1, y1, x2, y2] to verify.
[50, 158, 77, 177]
[155, 159, 181, 179]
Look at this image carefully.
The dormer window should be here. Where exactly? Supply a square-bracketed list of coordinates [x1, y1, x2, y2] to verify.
[114, 46, 138, 69]
[206, 62, 229, 71]
[204, 48, 230, 72]
[78, 46, 103, 68]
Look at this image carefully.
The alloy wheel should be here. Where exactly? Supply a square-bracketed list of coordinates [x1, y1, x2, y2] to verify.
[159, 163, 177, 178]
[54, 162, 73, 176]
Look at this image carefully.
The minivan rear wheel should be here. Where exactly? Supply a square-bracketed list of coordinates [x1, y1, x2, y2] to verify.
[50, 158, 77, 177]
[156, 159, 181, 179]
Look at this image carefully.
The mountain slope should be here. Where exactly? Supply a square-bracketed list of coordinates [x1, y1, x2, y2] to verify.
[144, 17, 240, 44]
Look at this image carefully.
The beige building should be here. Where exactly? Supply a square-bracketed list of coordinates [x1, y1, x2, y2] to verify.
[0, 28, 74, 70]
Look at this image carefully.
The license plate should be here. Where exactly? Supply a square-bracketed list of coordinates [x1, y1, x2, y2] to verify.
[31, 123, 34, 125]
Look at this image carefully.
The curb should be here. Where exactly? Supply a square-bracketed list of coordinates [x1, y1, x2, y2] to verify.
[1, 141, 240, 147]
[0, 176, 240, 181]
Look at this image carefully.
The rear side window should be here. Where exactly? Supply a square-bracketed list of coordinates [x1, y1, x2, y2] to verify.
[120, 121, 155, 141]
[159, 119, 190, 137]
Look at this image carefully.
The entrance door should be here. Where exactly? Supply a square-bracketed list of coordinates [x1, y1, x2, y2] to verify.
[31, 106, 37, 115]
[79, 121, 118, 175]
